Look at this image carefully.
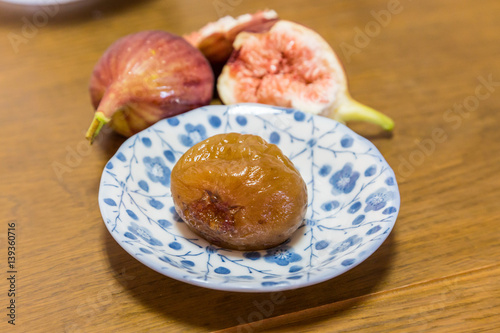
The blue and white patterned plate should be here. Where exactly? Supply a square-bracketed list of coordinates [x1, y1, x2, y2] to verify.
[99, 103, 400, 292]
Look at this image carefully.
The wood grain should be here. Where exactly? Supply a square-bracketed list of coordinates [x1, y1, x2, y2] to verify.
[221, 263, 500, 332]
[0, 0, 499, 332]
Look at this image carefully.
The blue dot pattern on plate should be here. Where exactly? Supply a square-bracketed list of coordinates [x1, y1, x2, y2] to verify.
[98, 104, 400, 292]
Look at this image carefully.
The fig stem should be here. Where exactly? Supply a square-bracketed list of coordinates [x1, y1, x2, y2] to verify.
[335, 96, 394, 131]
[85, 111, 111, 144]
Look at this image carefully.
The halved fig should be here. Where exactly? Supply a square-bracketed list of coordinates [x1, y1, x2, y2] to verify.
[183, 9, 278, 66]
[217, 20, 394, 131]
[170, 133, 307, 251]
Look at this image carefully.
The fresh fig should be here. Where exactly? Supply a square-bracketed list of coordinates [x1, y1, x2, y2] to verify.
[170, 133, 308, 251]
[217, 20, 394, 131]
[183, 10, 278, 66]
[86, 30, 214, 143]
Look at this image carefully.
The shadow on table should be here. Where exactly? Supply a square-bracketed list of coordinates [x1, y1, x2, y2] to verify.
[104, 225, 395, 331]
[345, 121, 395, 141]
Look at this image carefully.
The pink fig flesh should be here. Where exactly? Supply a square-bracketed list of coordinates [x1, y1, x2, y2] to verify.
[217, 20, 394, 131]
[183, 10, 278, 66]
[87, 30, 214, 143]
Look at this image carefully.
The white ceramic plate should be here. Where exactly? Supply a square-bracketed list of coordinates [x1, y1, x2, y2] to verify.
[99, 103, 400, 292]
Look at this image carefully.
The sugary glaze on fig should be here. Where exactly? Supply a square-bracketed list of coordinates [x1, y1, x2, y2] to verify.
[186, 190, 239, 233]
[170, 133, 307, 250]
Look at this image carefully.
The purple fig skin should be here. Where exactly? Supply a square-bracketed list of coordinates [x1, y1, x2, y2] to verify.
[87, 30, 214, 141]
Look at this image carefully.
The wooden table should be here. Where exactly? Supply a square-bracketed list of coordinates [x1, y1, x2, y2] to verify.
[1, 0, 499, 331]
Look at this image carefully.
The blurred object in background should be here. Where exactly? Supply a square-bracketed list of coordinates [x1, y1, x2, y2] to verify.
[0, 0, 151, 24]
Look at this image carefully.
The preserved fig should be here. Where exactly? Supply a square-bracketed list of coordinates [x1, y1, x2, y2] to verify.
[170, 133, 307, 250]
[217, 20, 394, 131]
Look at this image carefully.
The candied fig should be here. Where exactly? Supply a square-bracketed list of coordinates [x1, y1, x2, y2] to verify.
[170, 133, 307, 250]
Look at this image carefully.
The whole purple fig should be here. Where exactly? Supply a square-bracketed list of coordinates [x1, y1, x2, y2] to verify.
[86, 30, 214, 143]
